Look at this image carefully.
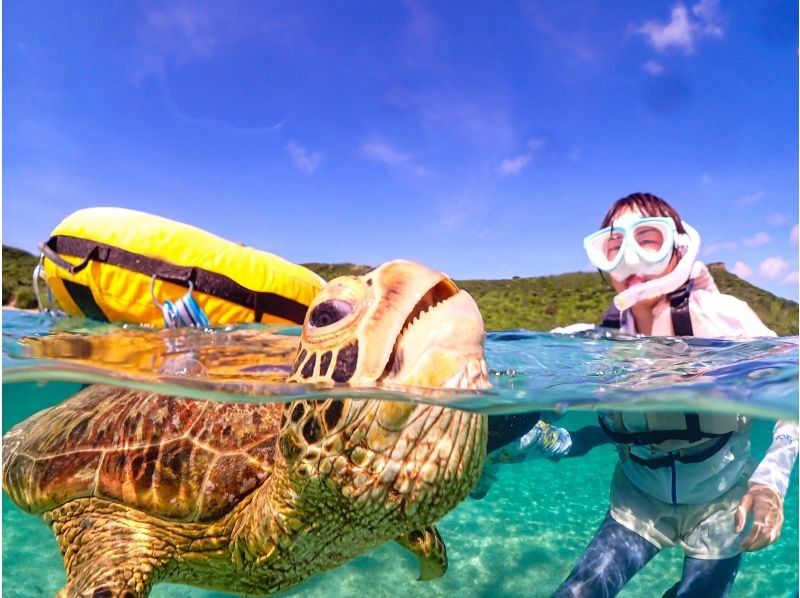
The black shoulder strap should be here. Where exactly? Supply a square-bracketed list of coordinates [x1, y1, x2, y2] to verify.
[685, 413, 703, 442]
[600, 304, 622, 329]
[667, 279, 694, 336]
[601, 279, 695, 335]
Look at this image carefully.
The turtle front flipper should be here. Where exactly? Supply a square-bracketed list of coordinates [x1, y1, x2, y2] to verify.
[50, 499, 176, 598]
[395, 525, 448, 581]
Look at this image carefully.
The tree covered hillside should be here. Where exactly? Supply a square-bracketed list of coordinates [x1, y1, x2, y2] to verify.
[3, 246, 39, 308]
[3, 246, 797, 335]
[304, 262, 798, 336]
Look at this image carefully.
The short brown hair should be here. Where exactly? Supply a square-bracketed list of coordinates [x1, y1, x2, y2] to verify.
[601, 192, 686, 234]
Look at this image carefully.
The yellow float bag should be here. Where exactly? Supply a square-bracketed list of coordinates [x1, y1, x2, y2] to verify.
[39, 207, 325, 327]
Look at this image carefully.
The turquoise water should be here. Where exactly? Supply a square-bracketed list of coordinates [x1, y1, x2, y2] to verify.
[2, 309, 798, 596]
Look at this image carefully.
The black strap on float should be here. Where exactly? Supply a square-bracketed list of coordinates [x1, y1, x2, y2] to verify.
[61, 279, 109, 322]
[597, 413, 731, 446]
[39, 241, 99, 275]
[41, 235, 310, 324]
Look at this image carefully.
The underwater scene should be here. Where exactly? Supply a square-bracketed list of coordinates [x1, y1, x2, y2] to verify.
[2, 309, 798, 597]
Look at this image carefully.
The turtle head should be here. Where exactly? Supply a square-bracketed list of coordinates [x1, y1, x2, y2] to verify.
[288, 259, 489, 390]
[281, 260, 488, 529]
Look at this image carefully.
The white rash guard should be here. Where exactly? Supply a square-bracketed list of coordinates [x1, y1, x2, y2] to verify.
[608, 262, 797, 504]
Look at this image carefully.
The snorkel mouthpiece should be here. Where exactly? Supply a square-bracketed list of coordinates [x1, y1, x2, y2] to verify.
[613, 221, 700, 311]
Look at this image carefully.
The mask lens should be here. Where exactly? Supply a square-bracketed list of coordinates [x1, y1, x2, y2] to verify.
[585, 228, 623, 270]
[632, 220, 671, 261]
[604, 231, 625, 261]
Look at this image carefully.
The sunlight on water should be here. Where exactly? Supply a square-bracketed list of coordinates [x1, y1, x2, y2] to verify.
[2, 309, 798, 597]
[3, 310, 797, 419]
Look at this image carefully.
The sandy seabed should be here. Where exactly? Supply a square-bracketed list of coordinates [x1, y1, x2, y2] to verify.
[3, 420, 797, 598]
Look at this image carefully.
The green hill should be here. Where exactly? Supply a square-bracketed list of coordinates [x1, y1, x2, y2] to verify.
[455, 264, 798, 336]
[3, 246, 797, 335]
[3, 246, 39, 308]
[302, 262, 372, 281]
[300, 262, 798, 336]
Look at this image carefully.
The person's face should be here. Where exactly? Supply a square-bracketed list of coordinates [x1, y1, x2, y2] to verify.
[607, 207, 679, 308]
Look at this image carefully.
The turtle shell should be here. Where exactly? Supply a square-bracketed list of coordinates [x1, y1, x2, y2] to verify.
[3, 384, 282, 523]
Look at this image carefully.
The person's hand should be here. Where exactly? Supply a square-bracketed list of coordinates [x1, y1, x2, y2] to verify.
[518, 421, 572, 459]
[735, 483, 784, 551]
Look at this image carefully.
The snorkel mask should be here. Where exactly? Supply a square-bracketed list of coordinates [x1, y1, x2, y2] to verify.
[583, 213, 701, 311]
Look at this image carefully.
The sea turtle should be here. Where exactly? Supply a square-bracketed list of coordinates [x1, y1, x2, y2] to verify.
[3, 260, 490, 597]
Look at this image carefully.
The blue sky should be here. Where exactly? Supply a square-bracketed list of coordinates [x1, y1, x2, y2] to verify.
[4, 1, 798, 301]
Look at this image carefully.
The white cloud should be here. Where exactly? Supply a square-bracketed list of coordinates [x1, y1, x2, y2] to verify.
[702, 241, 737, 256]
[638, 5, 693, 52]
[518, 2, 597, 64]
[385, 85, 514, 148]
[758, 257, 790, 281]
[768, 213, 790, 226]
[498, 154, 531, 176]
[743, 232, 771, 248]
[637, 1, 723, 54]
[791, 224, 798, 245]
[285, 142, 322, 174]
[527, 138, 546, 152]
[737, 191, 766, 206]
[692, 0, 723, 36]
[497, 138, 546, 177]
[643, 60, 665, 75]
[360, 141, 410, 167]
[438, 196, 486, 232]
[700, 174, 712, 185]
[359, 141, 426, 176]
[132, 2, 307, 83]
[731, 261, 753, 279]
[141, 4, 221, 63]
[782, 271, 799, 286]
[401, 0, 441, 69]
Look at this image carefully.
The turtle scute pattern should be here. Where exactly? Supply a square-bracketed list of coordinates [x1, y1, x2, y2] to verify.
[3, 384, 283, 522]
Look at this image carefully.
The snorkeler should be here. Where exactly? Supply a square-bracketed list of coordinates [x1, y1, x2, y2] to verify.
[553, 192, 798, 598]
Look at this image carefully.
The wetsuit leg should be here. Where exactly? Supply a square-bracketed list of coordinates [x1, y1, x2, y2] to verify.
[660, 554, 741, 598]
[553, 511, 659, 598]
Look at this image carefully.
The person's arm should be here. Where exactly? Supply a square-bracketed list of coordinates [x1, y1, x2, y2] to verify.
[562, 425, 612, 458]
[483, 420, 573, 467]
[748, 420, 799, 497]
[735, 420, 799, 551]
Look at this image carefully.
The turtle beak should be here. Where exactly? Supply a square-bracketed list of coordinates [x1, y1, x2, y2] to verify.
[383, 289, 489, 390]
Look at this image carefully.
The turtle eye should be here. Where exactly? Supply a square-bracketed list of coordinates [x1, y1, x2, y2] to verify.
[309, 299, 353, 328]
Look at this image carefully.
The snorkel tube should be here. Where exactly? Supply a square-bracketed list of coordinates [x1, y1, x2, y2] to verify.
[613, 221, 701, 311]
